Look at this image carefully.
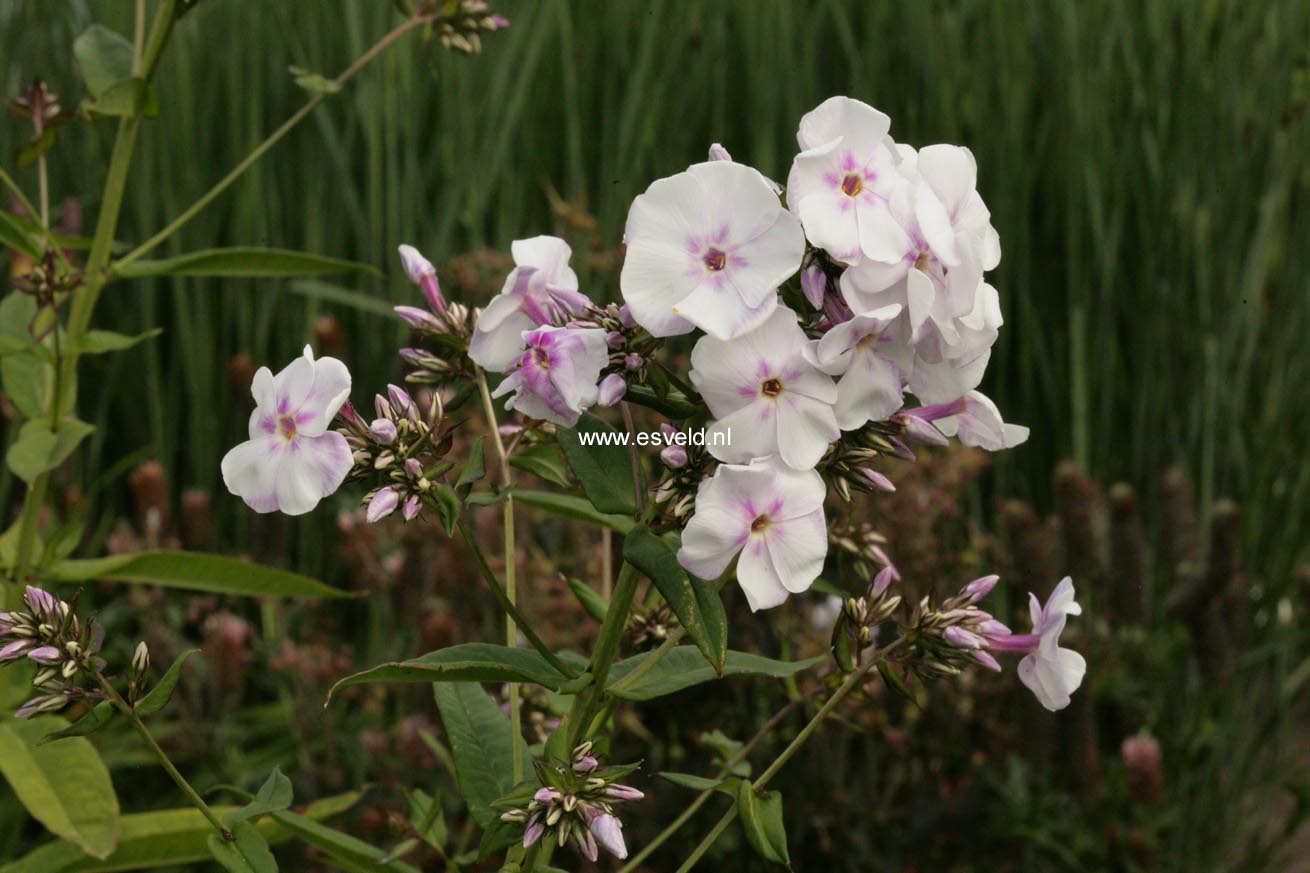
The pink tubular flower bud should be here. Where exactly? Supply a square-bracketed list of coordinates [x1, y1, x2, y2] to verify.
[366, 487, 400, 523]
[708, 142, 732, 162]
[590, 812, 628, 859]
[603, 783, 644, 802]
[597, 373, 627, 407]
[402, 495, 421, 521]
[394, 305, 441, 331]
[862, 468, 895, 492]
[872, 564, 896, 597]
[961, 574, 999, 604]
[27, 646, 61, 665]
[405, 458, 423, 478]
[660, 444, 688, 469]
[387, 384, 416, 418]
[369, 418, 398, 445]
[522, 814, 544, 848]
[800, 263, 826, 309]
[605, 331, 626, 349]
[972, 650, 1002, 671]
[943, 626, 985, 650]
[398, 244, 446, 314]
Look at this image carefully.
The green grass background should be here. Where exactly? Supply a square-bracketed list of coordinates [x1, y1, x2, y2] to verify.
[3, 0, 1309, 591]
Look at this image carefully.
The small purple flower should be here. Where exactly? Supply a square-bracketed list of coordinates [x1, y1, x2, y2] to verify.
[491, 326, 609, 428]
[366, 487, 400, 523]
[369, 418, 398, 445]
[387, 384, 416, 420]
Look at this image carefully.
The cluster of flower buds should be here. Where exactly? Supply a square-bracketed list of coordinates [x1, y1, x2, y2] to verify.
[427, 0, 509, 55]
[907, 575, 1008, 679]
[395, 245, 479, 386]
[497, 742, 643, 862]
[0, 586, 105, 718]
[827, 518, 894, 583]
[830, 565, 903, 671]
[820, 417, 938, 502]
[651, 430, 716, 520]
[558, 300, 655, 409]
[626, 602, 676, 651]
[336, 383, 454, 523]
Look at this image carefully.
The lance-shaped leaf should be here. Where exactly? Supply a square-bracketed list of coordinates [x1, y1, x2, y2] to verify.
[112, 247, 380, 280]
[736, 781, 790, 866]
[207, 821, 276, 873]
[556, 412, 637, 515]
[433, 683, 530, 830]
[328, 643, 591, 702]
[0, 716, 121, 859]
[623, 527, 727, 673]
[135, 649, 200, 716]
[607, 647, 822, 702]
[40, 701, 116, 744]
[224, 769, 293, 827]
[267, 808, 422, 873]
[567, 577, 609, 622]
[513, 490, 634, 534]
[455, 437, 486, 497]
[658, 771, 731, 793]
[75, 328, 162, 355]
[45, 550, 352, 599]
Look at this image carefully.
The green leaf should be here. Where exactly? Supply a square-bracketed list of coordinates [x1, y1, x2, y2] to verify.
[735, 782, 790, 866]
[431, 483, 460, 535]
[0, 212, 41, 259]
[6, 419, 95, 483]
[455, 438, 485, 497]
[45, 550, 352, 599]
[40, 701, 117, 744]
[87, 78, 158, 118]
[556, 412, 637, 515]
[623, 527, 727, 673]
[208, 821, 277, 873]
[658, 771, 729, 792]
[75, 329, 162, 355]
[404, 788, 447, 852]
[566, 577, 609, 622]
[0, 717, 121, 860]
[134, 649, 199, 716]
[433, 683, 529, 829]
[268, 809, 421, 873]
[512, 490, 634, 534]
[622, 383, 700, 419]
[223, 769, 293, 827]
[607, 648, 823, 702]
[288, 65, 342, 95]
[507, 444, 571, 487]
[0, 794, 358, 872]
[73, 25, 134, 97]
[328, 643, 586, 701]
[16, 129, 58, 169]
[112, 247, 381, 280]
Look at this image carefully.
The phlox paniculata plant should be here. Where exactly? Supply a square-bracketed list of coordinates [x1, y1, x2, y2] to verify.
[221, 95, 1085, 868]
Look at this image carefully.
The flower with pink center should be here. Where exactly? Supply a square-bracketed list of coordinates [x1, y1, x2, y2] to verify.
[785, 96, 904, 264]
[221, 345, 353, 515]
[689, 306, 839, 470]
[677, 457, 828, 612]
[620, 160, 804, 341]
[469, 236, 588, 372]
[801, 303, 906, 429]
[900, 390, 1029, 452]
[983, 577, 1086, 711]
[841, 144, 1000, 348]
[491, 325, 608, 427]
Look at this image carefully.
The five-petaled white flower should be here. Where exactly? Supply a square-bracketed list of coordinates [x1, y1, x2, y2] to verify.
[801, 303, 906, 430]
[842, 144, 1000, 347]
[985, 577, 1085, 711]
[221, 346, 352, 515]
[786, 96, 903, 264]
[689, 306, 839, 469]
[677, 457, 828, 612]
[620, 160, 804, 341]
[470, 236, 588, 372]
[492, 325, 609, 428]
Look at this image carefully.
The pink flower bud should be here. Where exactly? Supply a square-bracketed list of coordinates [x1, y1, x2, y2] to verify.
[800, 263, 826, 309]
[366, 487, 400, 523]
[402, 495, 421, 521]
[398, 244, 446, 314]
[522, 813, 544, 847]
[369, 418, 397, 445]
[862, 468, 895, 492]
[961, 574, 999, 604]
[660, 444, 688, 469]
[707, 142, 732, 162]
[872, 564, 896, 597]
[624, 353, 643, 371]
[394, 305, 441, 331]
[405, 458, 423, 478]
[597, 373, 627, 407]
[943, 626, 985, 650]
[590, 812, 628, 859]
[972, 650, 1002, 671]
[605, 331, 626, 348]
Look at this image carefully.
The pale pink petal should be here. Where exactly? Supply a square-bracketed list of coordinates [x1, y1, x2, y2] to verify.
[274, 432, 352, 516]
[221, 436, 285, 513]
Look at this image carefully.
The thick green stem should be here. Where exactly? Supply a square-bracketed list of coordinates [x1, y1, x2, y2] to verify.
[96, 673, 231, 840]
[673, 639, 907, 873]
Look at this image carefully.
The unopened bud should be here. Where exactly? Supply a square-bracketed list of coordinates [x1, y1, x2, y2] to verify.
[132, 641, 150, 675]
[800, 263, 826, 309]
[597, 374, 627, 407]
[366, 487, 400, 523]
[707, 142, 732, 162]
[370, 418, 398, 445]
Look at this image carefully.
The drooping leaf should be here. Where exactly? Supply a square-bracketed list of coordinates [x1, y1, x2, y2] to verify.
[223, 769, 293, 827]
[112, 247, 381, 280]
[72, 25, 133, 97]
[6, 419, 95, 483]
[658, 771, 729, 792]
[566, 577, 609, 622]
[512, 490, 634, 534]
[134, 649, 199, 716]
[455, 438, 485, 497]
[0, 211, 41, 259]
[556, 412, 637, 515]
[433, 683, 529, 829]
[507, 444, 571, 488]
[207, 821, 276, 873]
[329, 643, 587, 701]
[0, 717, 121, 860]
[40, 701, 116, 744]
[735, 782, 790, 866]
[75, 329, 162, 355]
[623, 527, 727, 673]
[606, 648, 823, 702]
[0, 794, 358, 872]
[45, 550, 352, 599]
[268, 809, 421, 873]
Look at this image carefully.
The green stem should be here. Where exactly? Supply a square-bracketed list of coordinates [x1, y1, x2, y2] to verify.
[566, 561, 639, 746]
[96, 673, 232, 840]
[454, 517, 574, 678]
[111, 12, 432, 274]
[673, 639, 907, 873]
